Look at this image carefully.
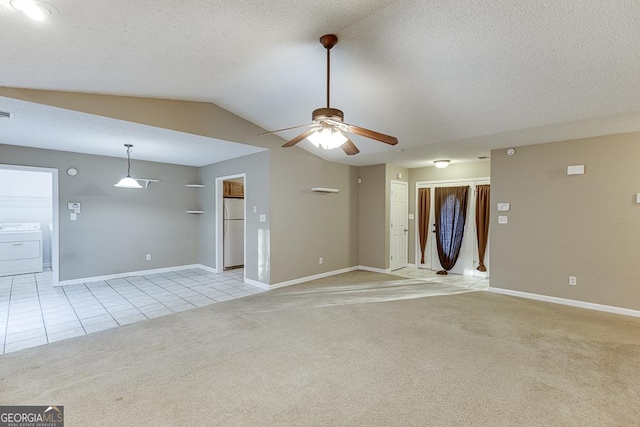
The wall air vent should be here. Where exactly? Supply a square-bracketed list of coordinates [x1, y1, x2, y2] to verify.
[0, 111, 11, 119]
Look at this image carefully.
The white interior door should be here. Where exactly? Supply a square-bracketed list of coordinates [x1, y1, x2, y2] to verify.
[390, 181, 408, 271]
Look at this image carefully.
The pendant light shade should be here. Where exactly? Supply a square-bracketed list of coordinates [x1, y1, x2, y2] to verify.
[114, 176, 142, 188]
[114, 144, 143, 188]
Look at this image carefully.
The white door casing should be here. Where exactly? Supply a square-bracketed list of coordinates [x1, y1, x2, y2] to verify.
[390, 180, 408, 271]
[416, 178, 490, 277]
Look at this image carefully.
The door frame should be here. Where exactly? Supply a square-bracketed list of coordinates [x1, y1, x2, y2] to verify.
[414, 177, 490, 276]
[215, 173, 246, 281]
[0, 164, 60, 286]
[389, 180, 409, 271]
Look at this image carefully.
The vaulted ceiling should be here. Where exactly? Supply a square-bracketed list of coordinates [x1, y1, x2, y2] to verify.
[1, 1, 639, 168]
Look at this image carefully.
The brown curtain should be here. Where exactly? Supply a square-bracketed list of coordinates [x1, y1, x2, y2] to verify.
[434, 186, 469, 274]
[475, 185, 490, 272]
[418, 188, 431, 264]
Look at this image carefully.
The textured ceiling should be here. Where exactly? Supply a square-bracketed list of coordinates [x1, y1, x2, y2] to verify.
[1, 0, 639, 168]
[0, 97, 265, 166]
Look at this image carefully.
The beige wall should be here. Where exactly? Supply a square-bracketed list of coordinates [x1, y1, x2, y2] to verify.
[271, 150, 359, 283]
[0, 88, 359, 285]
[358, 165, 386, 269]
[407, 162, 490, 264]
[491, 132, 640, 311]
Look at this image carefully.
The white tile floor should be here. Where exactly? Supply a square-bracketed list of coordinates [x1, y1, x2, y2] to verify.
[390, 266, 490, 290]
[0, 267, 264, 355]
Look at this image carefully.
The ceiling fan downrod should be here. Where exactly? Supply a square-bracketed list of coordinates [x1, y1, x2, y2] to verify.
[320, 34, 338, 108]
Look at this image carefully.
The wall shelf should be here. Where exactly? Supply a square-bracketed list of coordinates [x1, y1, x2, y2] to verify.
[186, 184, 204, 188]
[185, 210, 204, 214]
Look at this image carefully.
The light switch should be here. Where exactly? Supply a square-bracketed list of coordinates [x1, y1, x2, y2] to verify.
[567, 165, 585, 175]
[408, 213, 414, 220]
[259, 214, 266, 222]
[253, 206, 257, 213]
[70, 213, 77, 221]
[497, 203, 510, 212]
[636, 193, 640, 204]
[498, 216, 508, 224]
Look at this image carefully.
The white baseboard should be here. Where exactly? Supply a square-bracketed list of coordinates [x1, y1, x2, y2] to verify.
[270, 266, 359, 290]
[406, 263, 416, 268]
[487, 287, 640, 318]
[195, 264, 218, 274]
[358, 265, 392, 274]
[57, 264, 202, 287]
[244, 277, 270, 290]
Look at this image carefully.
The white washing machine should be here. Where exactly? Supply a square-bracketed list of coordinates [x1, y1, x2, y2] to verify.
[0, 223, 43, 276]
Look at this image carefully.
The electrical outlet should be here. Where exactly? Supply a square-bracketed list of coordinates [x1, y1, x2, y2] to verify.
[146, 254, 151, 261]
[319, 257, 323, 265]
[569, 276, 577, 286]
[70, 213, 77, 221]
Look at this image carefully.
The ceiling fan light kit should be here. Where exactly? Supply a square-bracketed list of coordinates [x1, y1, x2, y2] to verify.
[261, 34, 398, 156]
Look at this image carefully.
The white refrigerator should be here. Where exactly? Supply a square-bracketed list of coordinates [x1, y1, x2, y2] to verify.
[223, 198, 244, 269]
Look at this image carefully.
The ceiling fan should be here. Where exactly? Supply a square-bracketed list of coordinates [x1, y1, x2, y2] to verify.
[260, 34, 398, 156]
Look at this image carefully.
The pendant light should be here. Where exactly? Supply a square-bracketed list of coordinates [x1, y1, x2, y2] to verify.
[114, 144, 142, 188]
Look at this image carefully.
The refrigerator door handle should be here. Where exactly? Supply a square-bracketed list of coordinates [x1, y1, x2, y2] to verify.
[223, 203, 229, 236]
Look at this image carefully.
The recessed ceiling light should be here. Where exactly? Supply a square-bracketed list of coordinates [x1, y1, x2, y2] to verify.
[10, 0, 58, 21]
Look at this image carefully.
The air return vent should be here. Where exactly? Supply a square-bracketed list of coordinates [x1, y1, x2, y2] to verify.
[0, 111, 11, 119]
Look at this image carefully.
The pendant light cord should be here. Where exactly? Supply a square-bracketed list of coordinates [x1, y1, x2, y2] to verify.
[126, 145, 132, 177]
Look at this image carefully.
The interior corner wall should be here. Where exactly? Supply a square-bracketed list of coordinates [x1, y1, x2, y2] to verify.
[0, 144, 199, 281]
[490, 132, 640, 311]
[198, 151, 270, 283]
[407, 162, 491, 264]
[358, 163, 408, 270]
[269, 148, 359, 284]
[358, 164, 386, 269]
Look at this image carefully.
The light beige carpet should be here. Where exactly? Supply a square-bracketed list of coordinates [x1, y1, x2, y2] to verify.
[1, 271, 639, 426]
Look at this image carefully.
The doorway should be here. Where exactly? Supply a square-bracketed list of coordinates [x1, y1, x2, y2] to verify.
[416, 179, 489, 277]
[215, 174, 246, 277]
[0, 165, 59, 286]
[390, 180, 408, 271]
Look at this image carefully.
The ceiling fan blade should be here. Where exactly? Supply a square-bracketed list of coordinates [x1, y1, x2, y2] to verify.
[258, 123, 313, 136]
[282, 129, 317, 148]
[345, 124, 398, 146]
[341, 139, 360, 155]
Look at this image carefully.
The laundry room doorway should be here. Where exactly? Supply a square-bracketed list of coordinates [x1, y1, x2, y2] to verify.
[0, 165, 59, 286]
